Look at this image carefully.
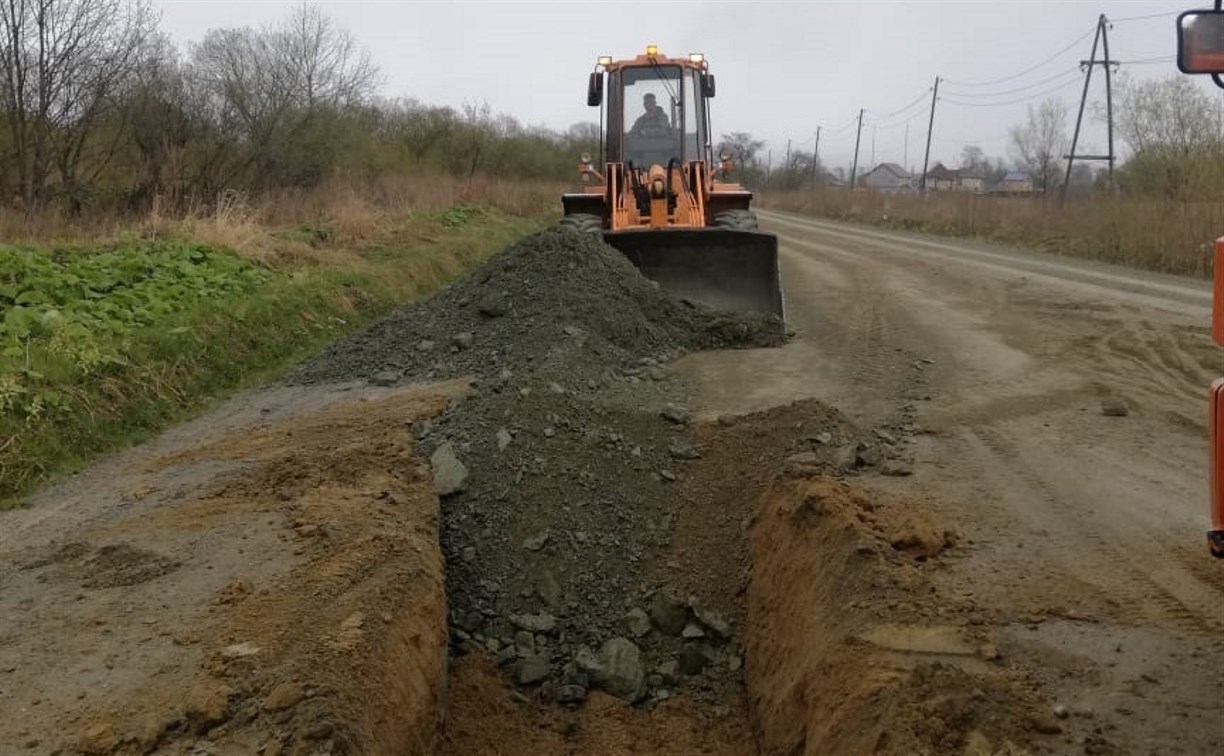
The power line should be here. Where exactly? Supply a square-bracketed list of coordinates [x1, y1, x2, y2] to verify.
[1110, 10, 1179, 23]
[824, 114, 860, 134]
[868, 108, 928, 132]
[865, 88, 932, 120]
[933, 132, 1010, 146]
[942, 26, 1096, 87]
[941, 66, 1081, 99]
[940, 75, 1083, 107]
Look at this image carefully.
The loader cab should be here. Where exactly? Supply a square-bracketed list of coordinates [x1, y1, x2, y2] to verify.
[592, 50, 714, 170]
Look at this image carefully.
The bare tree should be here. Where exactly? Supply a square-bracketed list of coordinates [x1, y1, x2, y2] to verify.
[717, 132, 764, 169]
[186, 4, 380, 191]
[1009, 98, 1069, 193]
[276, 3, 378, 110]
[0, 0, 154, 209]
[121, 32, 194, 206]
[1114, 75, 1222, 156]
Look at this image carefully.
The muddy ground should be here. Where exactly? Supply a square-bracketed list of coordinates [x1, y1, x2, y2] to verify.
[1, 218, 1221, 756]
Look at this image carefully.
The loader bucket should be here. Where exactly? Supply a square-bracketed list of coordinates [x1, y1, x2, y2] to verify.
[604, 228, 784, 319]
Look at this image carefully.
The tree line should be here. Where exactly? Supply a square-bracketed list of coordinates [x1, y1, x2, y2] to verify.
[2, 1, 1218, 216]
[0, 0, 598, 215]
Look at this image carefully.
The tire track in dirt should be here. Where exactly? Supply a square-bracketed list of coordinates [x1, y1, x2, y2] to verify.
[969, 426, 1222, 636]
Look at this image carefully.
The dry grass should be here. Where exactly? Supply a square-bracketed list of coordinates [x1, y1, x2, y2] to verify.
[0, 173, 566, 257]
[761, 189, 1223, 278]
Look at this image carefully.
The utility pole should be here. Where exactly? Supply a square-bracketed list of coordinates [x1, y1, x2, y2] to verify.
[1063, 14, 1116, 207]
[786, 138, 792, 174]
[920, 76, 940, 191]
[904, 121, 909, 171]
[850, 108, 864, 189]
[812, 127, 821, 187]
[871, 126, 877, 167]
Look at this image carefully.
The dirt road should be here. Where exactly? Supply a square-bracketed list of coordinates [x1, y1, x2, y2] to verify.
[678, 209, 1224, 754]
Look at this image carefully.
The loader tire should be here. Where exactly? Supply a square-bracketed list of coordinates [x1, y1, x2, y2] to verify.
[560, 213, 603, 235]
[712, 209, 759, 231]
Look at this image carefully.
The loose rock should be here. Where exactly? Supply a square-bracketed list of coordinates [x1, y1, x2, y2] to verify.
[430, 443, 468, 496]
[509, 612, 557, 634]
[660, 403, 692, 425]
[595, 637, 645, 701]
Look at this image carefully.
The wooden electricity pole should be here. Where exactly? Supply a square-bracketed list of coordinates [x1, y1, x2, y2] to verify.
[850, 109, 864, 189]
[920, 76, 940, 191]
[812, 126, 821, 187]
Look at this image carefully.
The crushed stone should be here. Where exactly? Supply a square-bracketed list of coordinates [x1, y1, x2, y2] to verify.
[289, 226, 786, 695]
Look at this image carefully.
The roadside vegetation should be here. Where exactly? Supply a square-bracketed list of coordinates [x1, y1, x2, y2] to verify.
[758, 191, 1222, 277]
[0, 178, 552, 505]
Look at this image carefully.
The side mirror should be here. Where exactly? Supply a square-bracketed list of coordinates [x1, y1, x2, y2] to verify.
[701, 73, 716, 97]
[1177, 10, 1224, 76]
[587, 72, 603, 106]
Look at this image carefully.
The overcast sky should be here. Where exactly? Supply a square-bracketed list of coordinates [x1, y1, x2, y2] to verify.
[153, 0, 1222, 174]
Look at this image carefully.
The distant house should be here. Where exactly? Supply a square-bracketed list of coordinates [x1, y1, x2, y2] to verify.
[862, 162, 915, 192]
[1000, 171, 1034, 193]
[958, 169, 985, 193]
[924, 162, 959, 191]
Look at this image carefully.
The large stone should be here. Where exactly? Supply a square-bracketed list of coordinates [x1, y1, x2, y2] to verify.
[369, 370, 401, 387]
[649, 592, 689, 636]
[183, 684, 232, 733]
[690, 602, 731, 639]
[668, 441, 702, 460]
[595, 637, 646, 701]
[856, 443, 883, 467]
[517, 654, 551, 686]
[880, 459, 914, 477]
[262, 681, 305, 712]
[509, 612, 557, 634]
[623, 607, 652, 638]
[573, 645, 604, 676]
[514, 630, 536, 658]
[478, 293, 509, 317]
[430, 442, 468, 496]
[660, 403, 691, 425]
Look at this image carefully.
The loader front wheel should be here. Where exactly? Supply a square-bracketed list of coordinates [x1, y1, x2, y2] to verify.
[712, 209, 759, 231]
[560, 213, 603, 235]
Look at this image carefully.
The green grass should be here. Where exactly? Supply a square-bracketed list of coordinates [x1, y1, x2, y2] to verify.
[0, 206, 541, 506]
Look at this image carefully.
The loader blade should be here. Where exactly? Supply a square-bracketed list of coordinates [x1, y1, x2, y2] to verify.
[604, 229, 784, 319]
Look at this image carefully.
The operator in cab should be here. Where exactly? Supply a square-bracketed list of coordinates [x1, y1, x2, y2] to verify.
[630, 93, 670, 134]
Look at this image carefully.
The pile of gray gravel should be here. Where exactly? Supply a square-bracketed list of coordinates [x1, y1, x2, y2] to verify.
[292, 226, 783, 388]
[291, 226, 786, 705]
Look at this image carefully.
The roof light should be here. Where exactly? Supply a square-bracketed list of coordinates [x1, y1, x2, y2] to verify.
[598, 55, 612, 66]
[689, 53, 704, 63]
[646, 44, 658, 55]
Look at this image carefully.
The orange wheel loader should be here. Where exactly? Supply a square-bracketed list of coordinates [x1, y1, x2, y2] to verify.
[1176, 3, 1224, 556]
[561, 47, 784, 318]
